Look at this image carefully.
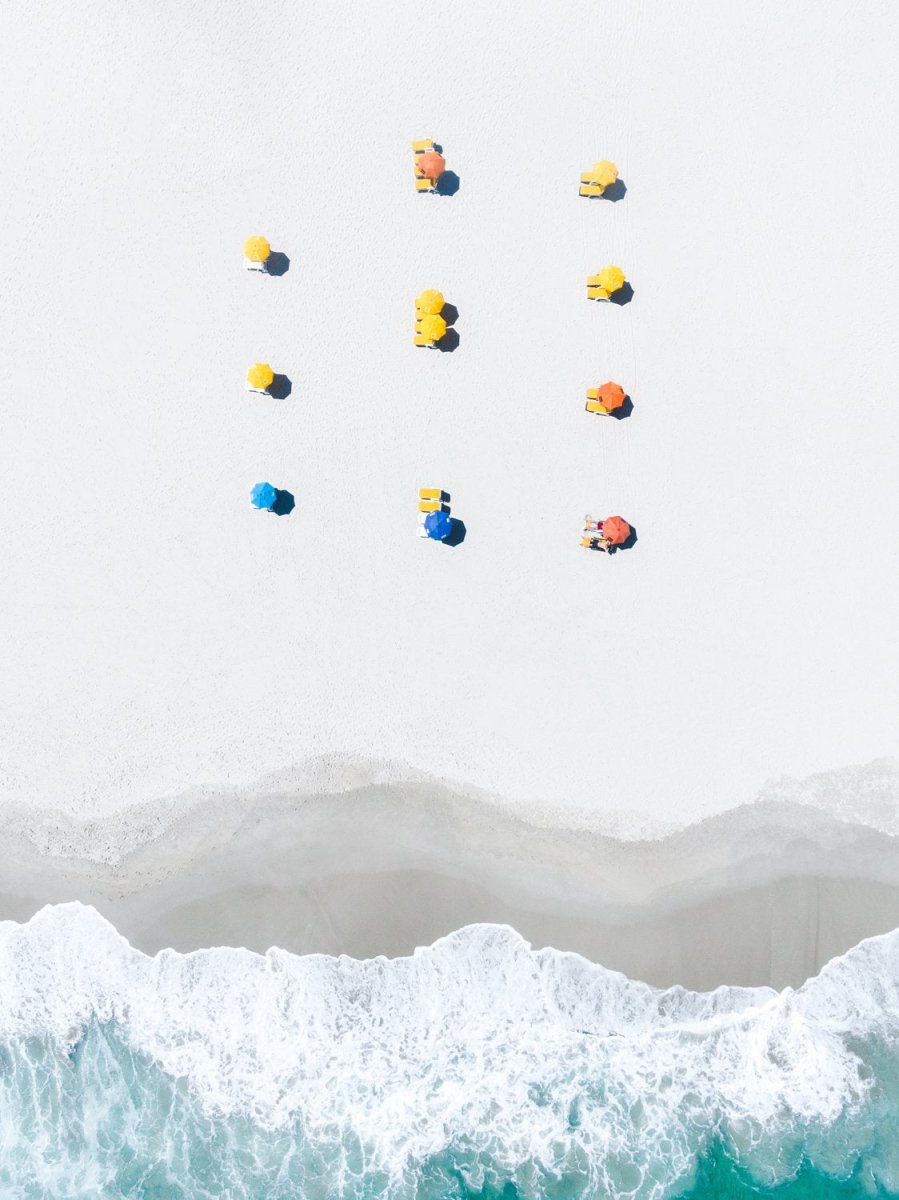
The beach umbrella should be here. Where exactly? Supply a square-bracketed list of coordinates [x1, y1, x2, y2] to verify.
[416, 289, 445, 316]
[588, 160, 618, 188]
[597, 265, 626, 296]
[418, 151, 446, 180]
[247, 362, 275, 390]
[603, 515, 631, 545]
[418, 314, 448, 343]
[424, 510, 453, 540]
[596, 381, 626, 412]
[250, 482, 278, 510]
[244, 236, 271, 263]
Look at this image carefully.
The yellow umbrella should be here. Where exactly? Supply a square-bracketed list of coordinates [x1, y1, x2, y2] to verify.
[597, 265, 626, 297]
[416, 289, 445, 316]
[247, 362, 275, 390]
[588, 160, 618, 189]
[244, 236, 271, 263]
[418, 314, 447, 343]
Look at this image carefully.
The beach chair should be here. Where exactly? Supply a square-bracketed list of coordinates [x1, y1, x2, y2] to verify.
[579, 179, 605, 198]
[584, 515, 604, 533]
[419, 487, 446, 502]
[244, 257, 269, 273]
[418, 499, 448, 513]
[586, 398, 610, 414]
[412, 138, 437, 192]
[581, 535, 609, 551]
[586, 274, 610, 301]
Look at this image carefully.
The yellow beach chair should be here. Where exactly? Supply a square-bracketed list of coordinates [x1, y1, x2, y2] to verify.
[579, 179, 605, 198]
[417, 484, 450, 537]
[412, 138, 436, 191]
[587, 274, 610, 301]
[585, 391, 611, 415]
[413, 322, 431, 347]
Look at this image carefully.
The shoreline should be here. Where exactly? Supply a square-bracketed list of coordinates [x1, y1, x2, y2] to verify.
[3, 759, 898, 990]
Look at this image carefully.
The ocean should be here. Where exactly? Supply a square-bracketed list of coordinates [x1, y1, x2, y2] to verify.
[0, 905, 896, 1199]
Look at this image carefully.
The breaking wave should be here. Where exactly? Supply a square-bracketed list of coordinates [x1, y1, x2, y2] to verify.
[0, 904, 898, 1198]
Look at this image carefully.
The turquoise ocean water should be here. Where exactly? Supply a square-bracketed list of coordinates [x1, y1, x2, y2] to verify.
[0, 905, 897, 1199]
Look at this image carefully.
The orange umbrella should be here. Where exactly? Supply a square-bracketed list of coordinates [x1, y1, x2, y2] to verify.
[418, 151, 446, 180]
[603, 516, 631, 545]
[596, 382, 626, 412]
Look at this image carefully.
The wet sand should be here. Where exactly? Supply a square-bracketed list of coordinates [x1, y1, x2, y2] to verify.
[3, 765, 898, 990]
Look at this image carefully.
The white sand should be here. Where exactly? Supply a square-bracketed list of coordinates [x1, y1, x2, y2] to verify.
[1, 1, 897, 834]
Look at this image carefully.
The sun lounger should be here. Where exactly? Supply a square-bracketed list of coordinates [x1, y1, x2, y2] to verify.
[418, 499, 448, 513]
[584, 515, 603, 532]
[586, 387, 610, 411]
[419, 488, 444, 501]
[579, 183, 605, 198]
[245, 381, 270, 394]
[586, 275, 610, 300]
[244, 257, 268, 272]
[581, 535, 608, 551]
[412, 139, 438, 191]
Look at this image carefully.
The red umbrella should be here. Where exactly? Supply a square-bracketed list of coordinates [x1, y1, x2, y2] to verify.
[418, 151, 446, 180]
[603, 516, 631, 545]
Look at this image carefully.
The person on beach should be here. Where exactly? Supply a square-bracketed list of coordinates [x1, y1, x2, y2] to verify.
[583, 517, 614, 552]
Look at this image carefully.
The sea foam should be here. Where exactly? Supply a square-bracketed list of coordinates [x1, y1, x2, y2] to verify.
[0, 904, 897, 1199]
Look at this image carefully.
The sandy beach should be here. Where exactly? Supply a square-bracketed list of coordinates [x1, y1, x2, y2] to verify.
[1, 0, 898, 986]
[1, 757, 897, 990]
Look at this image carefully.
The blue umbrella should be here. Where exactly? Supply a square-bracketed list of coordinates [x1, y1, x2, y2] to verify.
[424, 509, 453, 541]
[250, 481, 278, 510]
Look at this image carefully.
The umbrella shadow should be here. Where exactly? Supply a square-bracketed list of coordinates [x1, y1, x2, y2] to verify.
[266, 252, 290, 277]
[436, 302, 460, 352]
[600, 178, 627, 202]
[442, 518, 466, 547]
[609, 523, 638, 553]
[271, 489, 295, 516]
[609, 282, 635, 306]
[436, 170, 460, 196]
[268, 374, 293, 400]
[610, 395, 634, 420]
